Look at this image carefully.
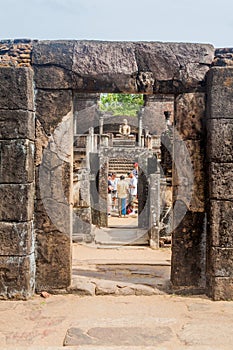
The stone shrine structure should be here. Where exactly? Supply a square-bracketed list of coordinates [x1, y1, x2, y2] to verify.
[0, 39, 233, 301]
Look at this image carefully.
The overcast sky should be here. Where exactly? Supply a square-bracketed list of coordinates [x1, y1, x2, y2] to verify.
[0, 0, 232, 47]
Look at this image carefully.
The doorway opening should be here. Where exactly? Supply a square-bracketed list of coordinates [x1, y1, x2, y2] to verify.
[71, 92, 174, 295]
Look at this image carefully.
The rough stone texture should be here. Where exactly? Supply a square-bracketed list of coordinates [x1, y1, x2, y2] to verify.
[207, 118, 233, 162]
[31, 40, 214, 94]
[207, 67, 233, 119]
[0, 110, 35, 140]
[210, 247, 233, 277]
[135, 42, 214, 93]
[32, 40, 74, 68]
[35, 198, 71, 235]
[0, 221, 34, 255]
[214, 48, 233, 65]
[175, 93, 205, 140]
[68, 277, 95, 296]
[73, 93, 99, 134]
[64, 326, 173, 347]
[95, 280, 118, 295]
[0, 183, 34, 222]
[143, 94, 174, 136]
[0, 67, 34, 110]
[98, 157, 108, 227]
[210, 277, 233, 300]
[208, 200, 233, 247]
[73, 41, 138, 93]
[0, 40, 32, 67]
[173, 140, 205, 212]
[171, 200, 205, 288]
[149, 173, 160, 248]
[35, 232, 71, 291]
[0, 140, 34, 183]
[0, 254, 35, 300]
[208, 162, 233, 200]
[35, 89, 73, 135]
[33, 65, 73, 89]
[206, 66, 233, 300]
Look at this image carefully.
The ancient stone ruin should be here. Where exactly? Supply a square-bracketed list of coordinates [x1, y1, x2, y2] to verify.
[0, 39, 233, 300]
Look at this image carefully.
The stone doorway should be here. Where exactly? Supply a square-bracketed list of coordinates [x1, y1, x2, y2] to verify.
[4, 40, 231, 300]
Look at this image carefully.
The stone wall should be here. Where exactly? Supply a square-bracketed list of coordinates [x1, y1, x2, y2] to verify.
[171, 93, 206, 290]
[3, 39, 233, 300]
[0, 67, 35, 299]
[206, 67, 233, 300]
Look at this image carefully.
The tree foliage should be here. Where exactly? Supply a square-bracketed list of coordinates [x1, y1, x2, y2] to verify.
[99, 93, 144, 116]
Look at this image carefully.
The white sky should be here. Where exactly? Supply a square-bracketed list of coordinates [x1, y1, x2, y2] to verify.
[0, 0, 232, 47]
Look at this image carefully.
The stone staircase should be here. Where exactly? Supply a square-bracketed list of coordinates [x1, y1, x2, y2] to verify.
[109, 158, 135, 176]
[112, 136, 136, 148]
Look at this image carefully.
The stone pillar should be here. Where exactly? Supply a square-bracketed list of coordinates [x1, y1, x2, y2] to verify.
[171, 93, 206, 290]
[0, 67, 35, 299]
[99, 115, 104, 135]
[73, 93, 100, 134]
[138, 114, 143, 147]
[98, 156, 108, 227]
[206, 67, 233, 300]
[34, 89, 73, 292]
[138, 155, 149, 229]
[143, 95, 174, 136]
[149, 173, 160, 248]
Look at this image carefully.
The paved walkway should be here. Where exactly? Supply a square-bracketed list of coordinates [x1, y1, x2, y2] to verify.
[0, 245, 233, 349]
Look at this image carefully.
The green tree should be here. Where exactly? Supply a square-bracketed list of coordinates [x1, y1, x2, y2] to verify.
[99, 93, 144, 116]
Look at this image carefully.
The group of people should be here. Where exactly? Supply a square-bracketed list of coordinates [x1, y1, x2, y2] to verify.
[107, 163, 139, 218]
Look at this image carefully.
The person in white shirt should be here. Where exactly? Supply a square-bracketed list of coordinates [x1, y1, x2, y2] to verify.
[128, 172, 137, 214]
[110, 173, 118, 211]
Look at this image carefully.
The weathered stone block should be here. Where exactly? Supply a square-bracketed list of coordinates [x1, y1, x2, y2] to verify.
[73, 41, 138, 93]
[35, 232, 71, 291]
[173, 140, 205, 212]
[0, 67, 34, 111]
[35, 89, 73, 135]
[33, 65, 72, 89]
[209, 277, 233, 301]
[208, 200, 233, 248]
[0, 110, 35, 140]
[0, 254, 35, 300]
[207, 67, 233, 119]
[32, 40, 74, 69]
[0, 183, 34, 221]
[73, 208, 92, 236]
[35, 198, 71, 235]
[171, 200, 206, 287]
[0, 221, 34, 255]
[208, 162, 233, 200]
[175, 93, 205, 140]
[210, 247, 233, 278]
[207, 119, 233, 162]
[0, 140, 34, 183]
[135, 42, 214, 90]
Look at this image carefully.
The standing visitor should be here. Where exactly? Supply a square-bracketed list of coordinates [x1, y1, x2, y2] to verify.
[107, 173, 113, 217]
[128, 172, 137, 215]
[111, 173, 118, 211]
[117, 175, 129, 217]
[132, 162, 139, 179]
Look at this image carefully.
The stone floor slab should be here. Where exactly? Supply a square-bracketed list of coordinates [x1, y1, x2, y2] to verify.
[63, 326, 173, 346]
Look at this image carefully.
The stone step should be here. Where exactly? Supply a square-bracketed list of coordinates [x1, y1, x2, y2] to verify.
[94, 227, 148, 246]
